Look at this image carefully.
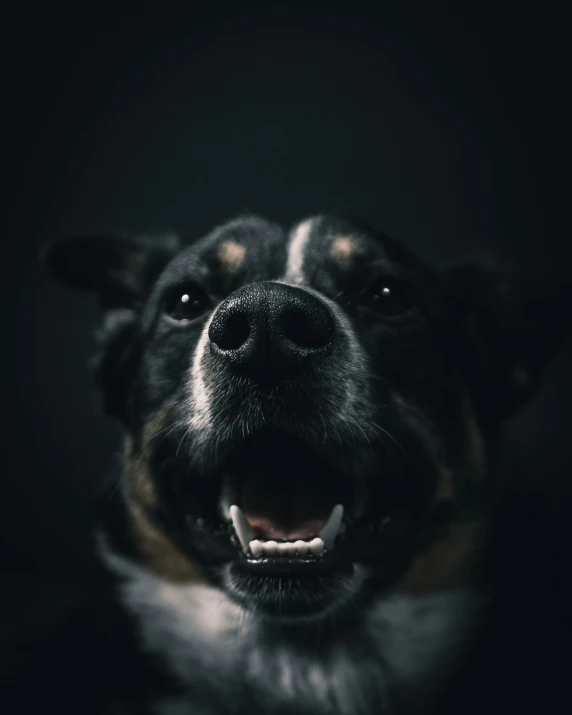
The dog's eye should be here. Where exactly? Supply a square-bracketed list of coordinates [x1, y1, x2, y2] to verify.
[363, 276, 413, 317]
[166, 288, 211, 323]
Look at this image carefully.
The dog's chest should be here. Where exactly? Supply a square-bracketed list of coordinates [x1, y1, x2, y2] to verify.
[105, 548, 482, 715]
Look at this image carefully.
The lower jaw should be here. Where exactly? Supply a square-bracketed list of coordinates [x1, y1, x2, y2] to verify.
[225, 561, 363, 619]
[180, 511, 419, 616]
[234, 545, 347, 574]
[219, 534, 378, 619]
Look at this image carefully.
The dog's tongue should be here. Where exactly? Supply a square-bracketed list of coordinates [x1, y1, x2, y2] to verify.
[240, 474, 334, 540]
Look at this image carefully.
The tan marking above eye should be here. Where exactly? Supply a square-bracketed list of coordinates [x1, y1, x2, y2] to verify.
[218, 240, 246, 273]
[330, 236, 359, 268]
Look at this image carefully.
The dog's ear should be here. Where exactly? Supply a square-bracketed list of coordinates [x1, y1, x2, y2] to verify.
[443, 265, 572, 431]
[41, 232, 180, 310]
[41, 232, 181, 421]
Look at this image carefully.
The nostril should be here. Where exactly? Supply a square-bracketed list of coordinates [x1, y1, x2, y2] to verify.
[282, 307, 334, 350]
[212, 312, 250, 350]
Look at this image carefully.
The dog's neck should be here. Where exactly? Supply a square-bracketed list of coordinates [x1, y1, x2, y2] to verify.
[100, 535, 485, 715]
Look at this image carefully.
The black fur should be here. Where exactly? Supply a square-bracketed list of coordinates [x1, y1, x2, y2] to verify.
[42, 214, 571, 714]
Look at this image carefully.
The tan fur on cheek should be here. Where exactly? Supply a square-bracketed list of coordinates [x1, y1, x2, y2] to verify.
[399, 521, 481, 596]
[123, 408, 204, 584]
[397, 392, 488, 596]
[124, 436, 157, 508]
[128, 503, 204, 583]
[218, 240, 246, 273]
[331, 236, 359, 268]
[123, 407, 174, 508]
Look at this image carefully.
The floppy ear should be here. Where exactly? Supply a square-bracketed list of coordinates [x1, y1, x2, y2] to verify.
[41, 232, 181, 421]
[41, 232, 180, 310]
[444, 265, 572, 432]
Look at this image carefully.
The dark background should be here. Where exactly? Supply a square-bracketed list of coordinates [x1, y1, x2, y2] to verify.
[4, 2, 571, 711]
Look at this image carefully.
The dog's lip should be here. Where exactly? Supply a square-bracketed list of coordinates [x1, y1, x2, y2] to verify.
[235, 548, 345, 574]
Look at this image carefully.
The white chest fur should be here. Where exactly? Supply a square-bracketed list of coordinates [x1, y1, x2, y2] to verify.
[102, 543, 484, 715]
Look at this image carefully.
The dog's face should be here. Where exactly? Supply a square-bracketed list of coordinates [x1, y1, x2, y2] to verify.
[44, 214, 567, 620]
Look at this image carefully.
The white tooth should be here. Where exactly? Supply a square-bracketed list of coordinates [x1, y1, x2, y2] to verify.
[276, 542, 289, 556]
[308, 537, 325, 555]
[250, 540, 264, 557]
[229, 505, 254, 553]
[318, 504, 344, 550]
[294, 540, 309, 555]
[263, 540, 278, 556]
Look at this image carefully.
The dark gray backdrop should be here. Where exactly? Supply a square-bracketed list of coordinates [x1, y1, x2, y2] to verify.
[4, 3, 570, 708]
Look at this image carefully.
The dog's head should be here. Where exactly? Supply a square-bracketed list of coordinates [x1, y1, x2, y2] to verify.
[43, 214, 570, 620]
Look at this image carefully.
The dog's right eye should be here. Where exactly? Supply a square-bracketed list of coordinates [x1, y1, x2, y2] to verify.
[165, 287, 212, 323]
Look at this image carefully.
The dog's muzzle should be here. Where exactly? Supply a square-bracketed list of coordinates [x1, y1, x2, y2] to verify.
[208, 281, 335, 384]
[176, 281, 434, 617]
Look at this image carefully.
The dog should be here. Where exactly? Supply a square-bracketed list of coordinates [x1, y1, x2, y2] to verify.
[43, 214, 570, 714]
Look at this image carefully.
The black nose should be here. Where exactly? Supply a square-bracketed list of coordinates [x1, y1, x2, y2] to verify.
[208, 282, 335, 383]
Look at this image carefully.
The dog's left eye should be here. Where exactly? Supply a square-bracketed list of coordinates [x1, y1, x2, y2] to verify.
[165, 288, 211, 323]
[362, 276, 414, 317]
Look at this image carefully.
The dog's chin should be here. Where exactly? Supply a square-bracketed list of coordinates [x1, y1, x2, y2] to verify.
[223, 562, 369, 620]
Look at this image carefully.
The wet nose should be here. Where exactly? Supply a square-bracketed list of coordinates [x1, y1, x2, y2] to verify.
[208, 282, 335, 384]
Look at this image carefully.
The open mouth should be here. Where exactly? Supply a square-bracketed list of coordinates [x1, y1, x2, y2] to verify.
[181, 429, 415, 572]
[219, 430, 355, 570]
[174, 427, 426, 616]
[229, 503, 344, 558]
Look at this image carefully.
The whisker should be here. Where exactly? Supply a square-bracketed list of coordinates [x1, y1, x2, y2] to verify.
[366, 420, 409, 459]
[175, 426, 192, 460]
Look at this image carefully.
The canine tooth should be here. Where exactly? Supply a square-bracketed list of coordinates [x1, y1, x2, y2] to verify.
[308, 537, 325, 555]
[229, 505, 253, 553]
[263, 540, 278, 556]
[250, 540, 264, 557]
[318, 504, 344, 549]
[294, 540, 309, 555]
